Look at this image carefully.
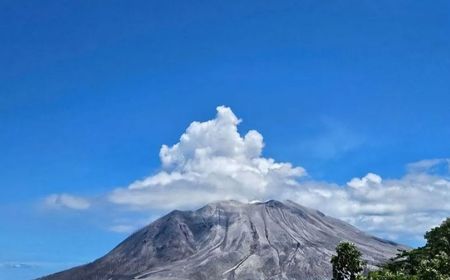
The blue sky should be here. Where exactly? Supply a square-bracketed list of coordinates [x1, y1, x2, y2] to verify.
[1, 1, 450, 279]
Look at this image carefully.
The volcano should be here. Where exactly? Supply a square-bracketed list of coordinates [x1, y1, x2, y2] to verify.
[40, 200, 406, 280]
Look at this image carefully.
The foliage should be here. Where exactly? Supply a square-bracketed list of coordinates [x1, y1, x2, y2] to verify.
[364, 269, 418, 280]
[331, 241, 365, 280]
[356, 217, 450, 280]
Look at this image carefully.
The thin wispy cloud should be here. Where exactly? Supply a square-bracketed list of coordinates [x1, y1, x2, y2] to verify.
[0, 263, 35, 269]
[108, 224, 136, 234]
[44, 194, 91, 210]
[297, 118, 365, 160]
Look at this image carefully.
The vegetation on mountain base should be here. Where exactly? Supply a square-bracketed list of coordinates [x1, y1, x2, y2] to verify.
[331, 218, 450, 280]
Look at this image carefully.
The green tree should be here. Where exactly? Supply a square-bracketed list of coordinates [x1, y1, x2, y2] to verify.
[357, 217, 450, 280]
[395, 218, 450, 279]
[425, 218, 450, 257]
[331, 241, 365, 280]
[422, 218, 450, 277]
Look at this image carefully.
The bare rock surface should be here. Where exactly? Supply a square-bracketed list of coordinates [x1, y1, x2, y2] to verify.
[39, 200, 407, 280]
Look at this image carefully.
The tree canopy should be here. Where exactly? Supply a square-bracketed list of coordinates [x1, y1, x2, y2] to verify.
[358, 217, 450, 280]
[331, 241, 365, 280]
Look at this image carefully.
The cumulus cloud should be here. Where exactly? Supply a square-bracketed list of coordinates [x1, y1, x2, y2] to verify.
[45, 194, 91, 210]
[109, 106, 305, 210]
[287, 166, 450, 239]
[48, 106, 450, 241]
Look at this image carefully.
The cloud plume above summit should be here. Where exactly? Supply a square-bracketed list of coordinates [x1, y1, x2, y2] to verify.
[109, 106, 305, 209]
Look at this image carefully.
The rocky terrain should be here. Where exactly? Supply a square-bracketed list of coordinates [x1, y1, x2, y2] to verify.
[39, 200, 407, 280]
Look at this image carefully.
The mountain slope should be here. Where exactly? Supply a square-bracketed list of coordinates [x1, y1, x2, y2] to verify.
[40, 200, 406, 280]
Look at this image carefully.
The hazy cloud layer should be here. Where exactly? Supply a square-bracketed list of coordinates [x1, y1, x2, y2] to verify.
[46, 106, 450, 240]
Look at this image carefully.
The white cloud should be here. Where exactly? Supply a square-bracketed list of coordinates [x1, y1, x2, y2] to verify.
[287, 168, 450, 238]
[347, 172, 382, 189]
[45, 194, 91, 210]
[48, 106, 450, 241]
[109, 106, 305, 210]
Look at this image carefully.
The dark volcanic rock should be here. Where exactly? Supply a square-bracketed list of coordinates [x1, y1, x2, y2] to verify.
[39, 200, 407, 280]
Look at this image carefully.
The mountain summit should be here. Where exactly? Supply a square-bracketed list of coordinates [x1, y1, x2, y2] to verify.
[40, 200, 406, 280]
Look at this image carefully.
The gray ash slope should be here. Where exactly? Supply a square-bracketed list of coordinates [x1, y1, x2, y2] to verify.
[40, 200, 406, 280]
